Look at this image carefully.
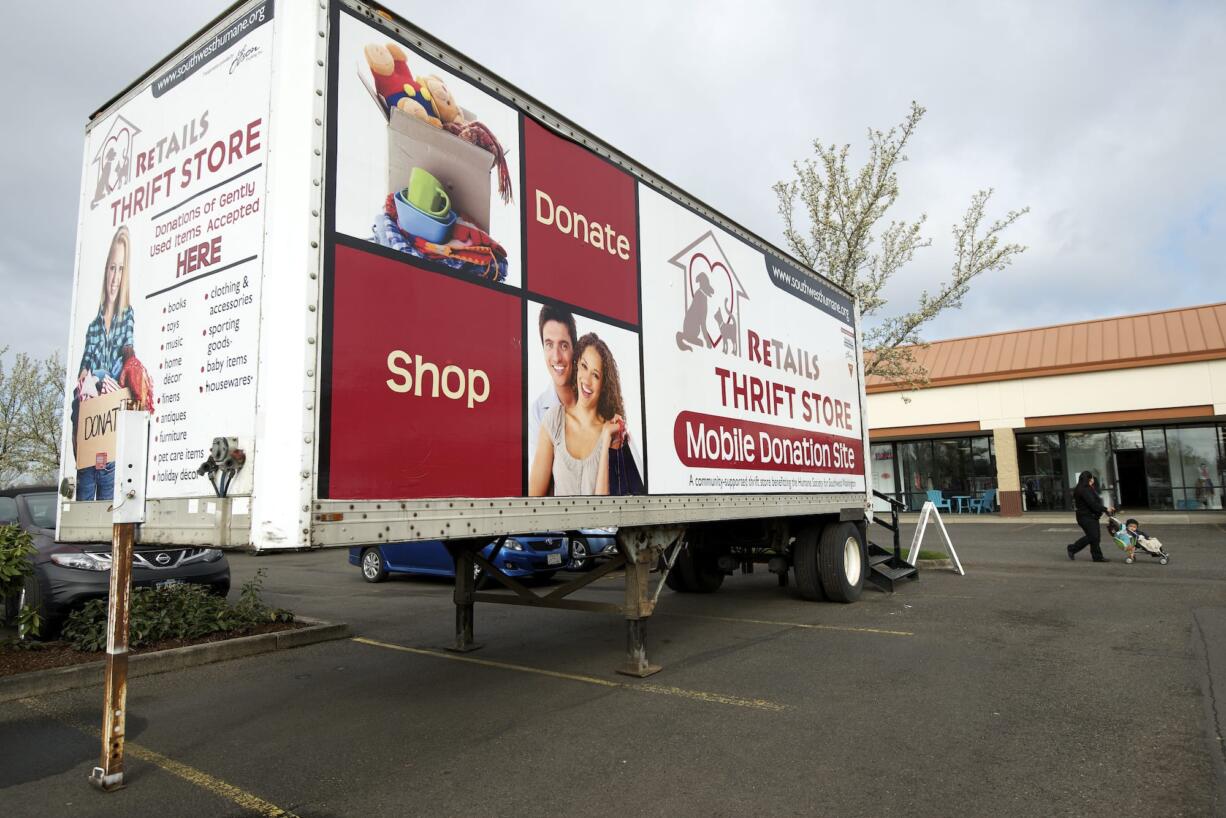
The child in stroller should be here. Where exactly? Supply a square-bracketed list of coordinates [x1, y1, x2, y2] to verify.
[1108, 517, 1170, 565]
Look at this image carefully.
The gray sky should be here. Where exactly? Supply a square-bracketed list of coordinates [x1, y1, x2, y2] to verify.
[2, 0, 1223, 359]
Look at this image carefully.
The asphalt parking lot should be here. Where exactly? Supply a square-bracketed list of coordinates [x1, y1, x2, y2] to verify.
[2, 520, 1225, 817]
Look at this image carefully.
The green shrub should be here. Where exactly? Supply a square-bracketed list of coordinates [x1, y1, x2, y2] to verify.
[61, 568, 292, 652]
[0, 524, 35, 603]
[0, 523, 41, 640]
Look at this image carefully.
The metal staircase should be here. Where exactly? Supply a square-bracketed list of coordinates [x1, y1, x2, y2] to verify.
[867, 491, 919, 592]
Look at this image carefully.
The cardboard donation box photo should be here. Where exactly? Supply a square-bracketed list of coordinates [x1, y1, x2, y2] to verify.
[388, 108, 493, 232]
[75, 388, 133, 470]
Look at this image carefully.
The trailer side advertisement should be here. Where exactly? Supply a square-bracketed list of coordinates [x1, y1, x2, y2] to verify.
[61, 1, 275, 502]
[321, 7, 865, 500]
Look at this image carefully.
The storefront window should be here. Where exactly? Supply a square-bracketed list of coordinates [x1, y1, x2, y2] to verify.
[1143, 428, 1172, 510]
[1017, 433, 1065, 511]
[933, 439, 969, 495]
[970, 437, 996, 495]
[1111, 429, 1143, 450]
[895, 437, 996, 511]
[1008, 424, 1222, 514]
[870, 443, 900, 510]
[1167, 426, 1222, 510]
[897, 441, 934, 512]
[1065, 431, 1111, 507]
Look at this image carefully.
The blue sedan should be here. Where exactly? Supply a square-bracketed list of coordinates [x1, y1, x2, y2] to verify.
[349, 533, 569, 586]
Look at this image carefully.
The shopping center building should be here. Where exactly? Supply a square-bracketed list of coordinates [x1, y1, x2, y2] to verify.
[866, 302, 1226, 516]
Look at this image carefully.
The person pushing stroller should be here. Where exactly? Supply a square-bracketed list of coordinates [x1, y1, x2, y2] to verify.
[1067, 470, 1116, 562]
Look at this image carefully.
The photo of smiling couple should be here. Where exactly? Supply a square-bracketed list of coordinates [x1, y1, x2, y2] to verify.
[527, 303, 645, 496]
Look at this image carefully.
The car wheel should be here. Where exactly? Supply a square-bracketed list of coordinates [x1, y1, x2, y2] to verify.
[361, 548, 388, 583]
[568, 538, 591, 571]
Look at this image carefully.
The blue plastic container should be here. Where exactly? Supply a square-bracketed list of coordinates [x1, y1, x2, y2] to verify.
[393, 188, 456, 243]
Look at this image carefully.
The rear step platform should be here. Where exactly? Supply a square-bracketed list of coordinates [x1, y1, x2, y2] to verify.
[866, 541, 918, 592]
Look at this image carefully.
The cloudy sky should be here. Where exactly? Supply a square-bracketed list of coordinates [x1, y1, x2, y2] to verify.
[2, 0, 1223, 359]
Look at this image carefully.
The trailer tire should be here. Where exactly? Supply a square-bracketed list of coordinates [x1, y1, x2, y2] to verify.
[792, 525, 826, 602]
[818, 522, 865, 603]
[663, 556, 688, 592]
[360, 548, 388, 583]
[667, 548, 724, 593]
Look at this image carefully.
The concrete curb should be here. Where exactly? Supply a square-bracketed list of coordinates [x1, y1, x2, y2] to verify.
[0, 617, 349, 703]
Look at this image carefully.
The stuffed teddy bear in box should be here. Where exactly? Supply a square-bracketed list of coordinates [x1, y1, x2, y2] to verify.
[364, 42, 440, 125]
[420, 75, 466, 127]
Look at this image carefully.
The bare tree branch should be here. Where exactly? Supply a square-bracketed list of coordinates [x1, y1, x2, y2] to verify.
[774, 102, 1029, 392]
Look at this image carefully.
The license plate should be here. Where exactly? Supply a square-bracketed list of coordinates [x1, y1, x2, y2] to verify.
[547, 553, 562, 566]
[156, 579, 185, 589]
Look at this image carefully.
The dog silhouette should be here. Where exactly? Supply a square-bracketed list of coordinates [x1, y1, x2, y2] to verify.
[676, 271, 715, 351]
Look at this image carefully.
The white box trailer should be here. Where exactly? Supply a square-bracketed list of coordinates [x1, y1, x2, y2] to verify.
[58, 0, 897, 673]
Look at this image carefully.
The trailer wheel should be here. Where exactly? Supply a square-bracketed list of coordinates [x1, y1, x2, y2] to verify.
[663, 556, 688, 591]
[792, 525, 826, 602]
[361, 548, 388, 583]
[666, 548, 724, 593]
[818, 522, 865, 603]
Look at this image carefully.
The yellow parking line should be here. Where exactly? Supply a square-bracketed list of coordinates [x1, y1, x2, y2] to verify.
[18, 698, 299, 817]
[662, 612, 913, 637]
[351, 637, 787, 712]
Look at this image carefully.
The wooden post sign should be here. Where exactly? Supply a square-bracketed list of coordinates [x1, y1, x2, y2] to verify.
[74, 388, 133, 470]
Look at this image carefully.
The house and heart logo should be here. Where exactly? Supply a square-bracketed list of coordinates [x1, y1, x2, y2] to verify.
[668, 231, 748, 356]
[90, 114, 141, 210]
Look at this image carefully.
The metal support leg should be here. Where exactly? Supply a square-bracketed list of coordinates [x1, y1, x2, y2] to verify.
[89, 522, 134, 792]
[447, 544, 482, 653]
[616, 531, 670, 677]
[619, 618, 659, 678]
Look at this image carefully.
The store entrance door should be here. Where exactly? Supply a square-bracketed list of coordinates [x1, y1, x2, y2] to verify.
[1114, 449, 1148, 509]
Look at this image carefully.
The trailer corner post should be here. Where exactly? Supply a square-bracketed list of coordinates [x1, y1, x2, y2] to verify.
[615, 526, 682, 678]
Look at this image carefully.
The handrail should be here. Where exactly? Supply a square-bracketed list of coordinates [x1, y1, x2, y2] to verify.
[871, 490, 903, 563]
[872, 490, 904, 509]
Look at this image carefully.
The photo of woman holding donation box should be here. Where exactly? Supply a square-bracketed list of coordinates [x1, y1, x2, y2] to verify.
[71, 224, 154, 501]
[530, 333, 641, 496]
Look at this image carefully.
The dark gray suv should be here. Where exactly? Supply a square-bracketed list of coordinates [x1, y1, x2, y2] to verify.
[1, 486, 230, 634]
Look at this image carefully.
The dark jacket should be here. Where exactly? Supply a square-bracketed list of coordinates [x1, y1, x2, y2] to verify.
[1073, 471, 1108, 518]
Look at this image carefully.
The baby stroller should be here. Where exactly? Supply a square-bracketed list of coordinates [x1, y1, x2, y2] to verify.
[1107, 516, 1170, 565]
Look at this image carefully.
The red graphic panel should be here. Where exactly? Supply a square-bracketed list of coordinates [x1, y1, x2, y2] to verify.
[327, 245, 522, 498]
[523, 119, 639, 324]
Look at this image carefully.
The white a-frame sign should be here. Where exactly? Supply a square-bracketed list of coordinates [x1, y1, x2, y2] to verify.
[906, 501, 965, 575]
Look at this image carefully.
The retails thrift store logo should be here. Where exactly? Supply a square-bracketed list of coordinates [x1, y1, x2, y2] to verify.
[669, 231, 749, 356]
[90, 115, 142, 210]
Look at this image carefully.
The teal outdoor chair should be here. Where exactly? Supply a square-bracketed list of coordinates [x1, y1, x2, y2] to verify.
[968, 488, 997, 513]
[925, 490, 952, 512]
